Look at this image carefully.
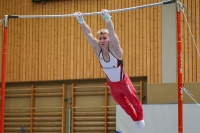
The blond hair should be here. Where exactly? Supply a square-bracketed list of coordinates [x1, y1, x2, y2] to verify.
[97, 29, 109, 36]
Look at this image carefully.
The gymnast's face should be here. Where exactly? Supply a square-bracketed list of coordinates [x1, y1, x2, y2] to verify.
[98, 33, 110, 49]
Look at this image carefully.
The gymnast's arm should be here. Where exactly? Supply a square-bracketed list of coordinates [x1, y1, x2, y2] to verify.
[106, 21, 122, 50]
[74, 12, 100, 55]
[79, 23, 98, 48]
[101, 10, 123, 60]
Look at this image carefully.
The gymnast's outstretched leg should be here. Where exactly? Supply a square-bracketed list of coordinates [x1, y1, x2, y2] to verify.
[107, 76, 145, 129]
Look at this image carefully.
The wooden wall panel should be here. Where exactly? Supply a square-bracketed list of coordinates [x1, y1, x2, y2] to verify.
[0, 2, 4, 83]
[157, 1, 162, 83]
[192, 0, 196, 82]
[0, 0, 4, 82]
[146, 1, 151, 83]
[196, 1, 200, 82]
[142, 0, 147, 77]
[48, 3, 52, 80]
[181, 0, 200, 82]
[139, 0, 144, 76]
[188, 0, 192, 82]
[0, 0, 199, 83]
[128, 0, 132, 76]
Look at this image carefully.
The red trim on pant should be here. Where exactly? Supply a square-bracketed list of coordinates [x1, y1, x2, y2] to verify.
[107, 74, 143, 121]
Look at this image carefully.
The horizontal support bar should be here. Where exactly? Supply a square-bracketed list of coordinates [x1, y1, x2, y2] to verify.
[33, 107, 62, 109]
[6, 88, 31, 91]
[7, 0, 174, 19]
[73, 106, 105, 109]
[73, 86, 106, 89]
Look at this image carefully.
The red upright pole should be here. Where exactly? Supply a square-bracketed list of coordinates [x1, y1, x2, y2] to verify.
[1, 15, 8, 133]
[176, 1, 183, 133]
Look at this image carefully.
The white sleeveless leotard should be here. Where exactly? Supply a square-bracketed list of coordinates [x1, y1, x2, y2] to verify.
[99, 50, 124, 82]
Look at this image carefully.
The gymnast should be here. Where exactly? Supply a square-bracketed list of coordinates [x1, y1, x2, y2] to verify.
[74, 9, 145, 129]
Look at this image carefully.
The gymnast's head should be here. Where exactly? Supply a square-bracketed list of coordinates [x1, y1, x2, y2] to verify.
[97, 29, 110, 48]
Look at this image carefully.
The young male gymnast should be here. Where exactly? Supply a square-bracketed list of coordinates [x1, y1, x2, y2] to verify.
[74, 9, 145, 129]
